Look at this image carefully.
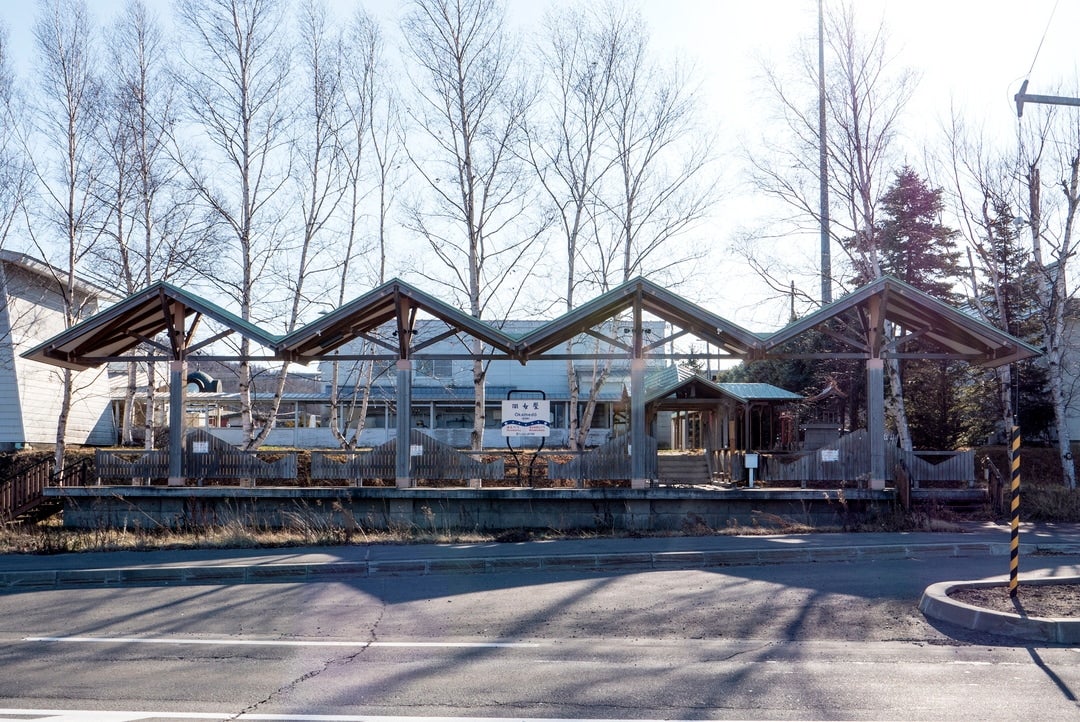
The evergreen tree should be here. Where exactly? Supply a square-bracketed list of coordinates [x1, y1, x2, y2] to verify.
[873, 168, 963, 448]
[874, 166, 962, 298]
[971, 199, 1054, 442]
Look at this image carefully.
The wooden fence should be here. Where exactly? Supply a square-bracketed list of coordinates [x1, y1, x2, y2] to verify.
[547, 434, 658, 482]
[95, 449, 297, 482]
[94, 450, 169, 481]
[759, 430, 975, 487]
[310, 430, 504, 483]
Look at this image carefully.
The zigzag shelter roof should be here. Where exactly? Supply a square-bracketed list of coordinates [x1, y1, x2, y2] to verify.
[23, 274, 1039, 371]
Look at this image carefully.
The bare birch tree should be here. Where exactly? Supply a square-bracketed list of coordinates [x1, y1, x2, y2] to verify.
[529, 1, 715, 450]
[749, 1, 917, 448]
[528, 2, 619, 451]
[327, 7, 401, 449]
[244, 0, 353, 448]
[0, 22, 29, 259]
[29, 0, 108, 470]
[173, 0, 291, 449]
[91, 0, 219, 447]
[1016, 102, 1080, 488]
[0, 22, 34, 380]
[401, 0, 547, 451]
[939, 112, 1035, 451]
[599, 11, 715, 287]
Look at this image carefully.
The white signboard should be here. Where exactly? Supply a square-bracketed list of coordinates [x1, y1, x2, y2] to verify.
[501, 399, 551, 437]
[820, 449, 839, 462]
[192, 441, 209, 454]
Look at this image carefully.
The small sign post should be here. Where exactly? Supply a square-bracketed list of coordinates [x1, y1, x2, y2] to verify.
[503, 393, 550, 486]
[744, 453, 759, 488]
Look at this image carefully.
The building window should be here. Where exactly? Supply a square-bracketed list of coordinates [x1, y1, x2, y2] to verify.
[415, 359, 453, 379]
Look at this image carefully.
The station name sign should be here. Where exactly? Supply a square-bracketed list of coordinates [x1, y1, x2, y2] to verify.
[501, 399, 551, 437]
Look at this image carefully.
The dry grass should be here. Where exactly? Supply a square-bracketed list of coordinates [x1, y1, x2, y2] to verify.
[0, 516, 503, 555]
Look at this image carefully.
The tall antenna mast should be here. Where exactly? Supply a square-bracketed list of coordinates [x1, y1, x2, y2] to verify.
[818, 0, 832, 304]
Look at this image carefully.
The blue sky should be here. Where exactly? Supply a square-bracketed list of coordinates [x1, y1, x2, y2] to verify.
[3, 0, 1078, 326]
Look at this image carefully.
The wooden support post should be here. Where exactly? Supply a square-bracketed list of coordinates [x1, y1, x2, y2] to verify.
[395, 360, 413, 488]
[168, 359, 186, 486]
[867, 358, 885, 489]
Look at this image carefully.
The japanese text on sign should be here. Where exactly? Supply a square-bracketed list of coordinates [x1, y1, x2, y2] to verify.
[501, 399, 551, 437]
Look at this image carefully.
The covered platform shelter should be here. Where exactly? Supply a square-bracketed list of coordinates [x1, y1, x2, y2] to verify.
[21, 281, 282, 484]
[21, 274, 1039, 492]
[513, 277, 765, 487]
[645, 368, 804, 479]
[761, 276, 1041, 487]
[276, 279, 521, 486]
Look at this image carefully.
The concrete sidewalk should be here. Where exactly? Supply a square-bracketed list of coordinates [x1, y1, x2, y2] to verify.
[2, 521, 1080, 591]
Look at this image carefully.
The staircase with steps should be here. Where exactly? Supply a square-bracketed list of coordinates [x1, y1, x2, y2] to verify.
[656, 452, 712, 484]
[1, 457, 91, 525]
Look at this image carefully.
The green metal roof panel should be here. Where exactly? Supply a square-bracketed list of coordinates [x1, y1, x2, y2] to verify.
[22, 281, 281, 371]
[644, 370, 801, 405]
[716, 382, 803, 402]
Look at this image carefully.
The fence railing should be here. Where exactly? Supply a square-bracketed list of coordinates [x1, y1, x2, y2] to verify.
[0, 457, 95, 520]
[0, 457, 52, 520]
[759, 430, 975, 487]
[311, 430, 504, 483]
[95, 449, 297, 482]
[95, 449, 169, 481]
[547, 434, 658, 482]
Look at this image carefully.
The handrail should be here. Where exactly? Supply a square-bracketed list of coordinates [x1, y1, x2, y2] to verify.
[0, 457, 53, 520]
[1, 456, 96, 521]
[54, 457, 95, 487]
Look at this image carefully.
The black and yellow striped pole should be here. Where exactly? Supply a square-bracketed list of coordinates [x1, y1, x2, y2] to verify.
[1009, 425, 1021, 598]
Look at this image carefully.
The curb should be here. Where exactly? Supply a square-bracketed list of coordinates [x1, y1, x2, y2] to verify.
[2, 540, 1070, 592]
[919, 575, 1080, 644]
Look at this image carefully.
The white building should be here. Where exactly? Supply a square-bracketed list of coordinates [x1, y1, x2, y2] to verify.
[0, 251, 118, 451]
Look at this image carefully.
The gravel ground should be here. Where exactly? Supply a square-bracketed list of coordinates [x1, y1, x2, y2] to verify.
[949, 583, 1080, 618]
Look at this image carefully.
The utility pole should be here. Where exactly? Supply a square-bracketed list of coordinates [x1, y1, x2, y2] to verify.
[1014, 80, 1080, 117]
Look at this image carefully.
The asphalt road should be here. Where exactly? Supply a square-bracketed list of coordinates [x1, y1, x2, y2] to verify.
[1, 549, 1079, 720]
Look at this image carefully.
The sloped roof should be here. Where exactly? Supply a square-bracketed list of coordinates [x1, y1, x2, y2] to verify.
[277, 278, 521, 361]
[21, 281, 279, 371]
[0, 250, 120, 303]
[25, 273, 1039, 374]
[719, 382, 804, 402]
[645, 369, 801, 405]
[515, 277, 763, 360]
[762, 276, 1040, 368]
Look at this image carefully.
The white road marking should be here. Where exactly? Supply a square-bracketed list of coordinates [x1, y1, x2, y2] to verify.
[24, 636, 540, 649]
[0, 712, 673, 721]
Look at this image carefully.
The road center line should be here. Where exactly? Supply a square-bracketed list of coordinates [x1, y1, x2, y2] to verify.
[24, 636, 541, 649]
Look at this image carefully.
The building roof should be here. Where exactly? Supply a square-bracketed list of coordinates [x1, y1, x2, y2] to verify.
[514, 277, 764, 360]
[277, 279, 521, 361]
[645, 368, 802, 406]
[0, 250, 121, 304]
[22, 281, 280, 371]
[763, 276, 1041, 368]
[24, 273, 1040, 372]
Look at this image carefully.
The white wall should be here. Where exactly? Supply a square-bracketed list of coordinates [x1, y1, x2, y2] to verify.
[3, 261, 117, 447]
